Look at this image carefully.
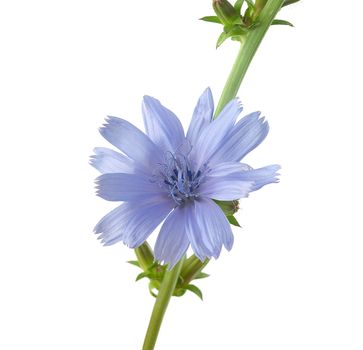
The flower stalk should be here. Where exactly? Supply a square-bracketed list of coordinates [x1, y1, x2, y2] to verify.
[214, 0, 285, 117]
[142, 257, 185, 350]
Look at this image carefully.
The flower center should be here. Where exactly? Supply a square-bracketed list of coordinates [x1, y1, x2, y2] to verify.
[152, 144, 206, 205]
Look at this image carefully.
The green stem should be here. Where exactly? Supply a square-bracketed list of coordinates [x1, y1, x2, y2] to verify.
[142, 257, 185, 350]
[214, 0, 285, 117]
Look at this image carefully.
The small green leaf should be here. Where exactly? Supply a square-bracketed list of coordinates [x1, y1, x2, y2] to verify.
[272, 19, 294, 27]
[282, 0, 300, 7]
[135, 271, 150, 282]
[194, 272, 210, 280]
[200, 16, 222, 24]
[227, 215, 241, 227]
[127, 260, 140, 267]
[186, 284, 203, 300]
[216, 32, 228, 48]
[234, 0, 244, 13]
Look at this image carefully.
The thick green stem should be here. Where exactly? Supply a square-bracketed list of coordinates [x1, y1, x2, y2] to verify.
[214, 0, 285, 117]
[142, 257, 185, 350]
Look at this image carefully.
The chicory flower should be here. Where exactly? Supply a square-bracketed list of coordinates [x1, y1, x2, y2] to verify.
[91, 88, 279, 267]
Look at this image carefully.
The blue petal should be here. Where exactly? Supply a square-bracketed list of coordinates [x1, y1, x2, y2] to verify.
[198, 172, 254, 200]
[154, 207, 190, 269]
[90, 147, 136, 174]
[100, 116, 163, 170]
[191, 98, 242, 169]
[96, 173, 164, 202]
[206, 162, 251, 177]
[185, 198, 234, 261]
[186, 88, 214, 146]
[95, 198, 174, 247]
[208, 112, 269, 165]
[238, 164, 281, 191]
[142, 96, 185, 153]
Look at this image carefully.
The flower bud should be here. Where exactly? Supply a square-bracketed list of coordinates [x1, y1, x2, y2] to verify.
[213, 0, 239, 26]
[135, 242, 154, 270]
[214, 199, 239, 216]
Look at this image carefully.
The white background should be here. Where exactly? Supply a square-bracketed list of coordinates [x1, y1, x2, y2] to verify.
[1, 1, 362, 349]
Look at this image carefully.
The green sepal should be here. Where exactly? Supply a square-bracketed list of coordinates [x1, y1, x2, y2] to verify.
[200, 16, 222, 24]
[271, 19, 294, 27]
[127, 260, 140, 267]
[216, 32, 229, 48]
[282, 0, 300, 7]
[227, 215, 241, 227]
[194, 272, 210, 280]
[185, 284, 203, 300]
[136, 271, 151, 281]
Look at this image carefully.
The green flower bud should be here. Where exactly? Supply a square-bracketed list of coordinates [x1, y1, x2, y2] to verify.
[135, 242, 154, 270]
[214, 199, 239, 216]
[213, 0, 240, 26]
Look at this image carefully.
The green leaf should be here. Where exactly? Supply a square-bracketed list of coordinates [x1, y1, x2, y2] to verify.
[271, 19, 294, 27]
[282, 0, 300, 7]
[127, 260, 140, 268]
[227, 215, 241, 227]
[234, 0, 244, 13]
[135, 271, 150, 281]
[194, 272, 210, 280]
[216, 31, 229, 48]
[200, 16, 222, 24]
[186, 284, 203, 300]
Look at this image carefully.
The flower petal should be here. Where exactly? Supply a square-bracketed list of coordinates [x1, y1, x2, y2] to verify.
[186, 198, 234, 261]
[238, 164, 281, 191]
[90, 147, 136, 174]
[191, 98, 242, 169]
[198, 173, 254, 201]
[206, 162, 251, 177]
[208, 112, 269, 165]
[142, 96, 185, 153]
[186, 88, 214, 146]
[154, 207, 190, 268]
[95, 198, 174, 247]
[100, 116, 163, 170]
[96, 173, 164, 202]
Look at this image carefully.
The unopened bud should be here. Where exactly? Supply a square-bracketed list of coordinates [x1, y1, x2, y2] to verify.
[213, 0, 239, 26]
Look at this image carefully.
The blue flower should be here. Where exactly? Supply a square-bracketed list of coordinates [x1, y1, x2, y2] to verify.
[91, 88, 280, 267]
